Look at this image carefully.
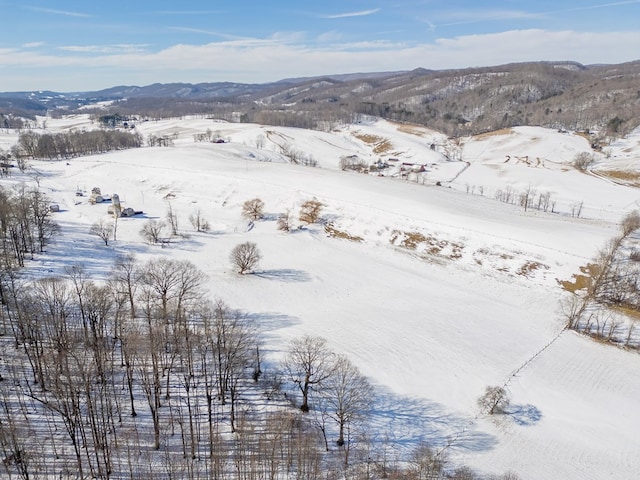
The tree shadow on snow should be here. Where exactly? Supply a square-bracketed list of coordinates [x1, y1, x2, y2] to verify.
[245, 311, 300, 332]
[262, 212, 280, 222]
[506, 403, 542, 426]
[367, 388, 497, 455]
[27, 221, 121, 279]
[253, 269, 311, 283]
[245, 311, 301, 359]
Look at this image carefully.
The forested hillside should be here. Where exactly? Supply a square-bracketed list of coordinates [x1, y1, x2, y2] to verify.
[2, 61, 640, 138]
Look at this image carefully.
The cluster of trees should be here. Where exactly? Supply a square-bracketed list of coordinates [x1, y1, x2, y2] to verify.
[14, 129, 142, 160]
[240, 197, 324, 230]
[461, 181, 593, 219]
[284, 335, 372, 454]
[97, 113, 129, 128]
[493, 185, 558, 214]
[564, 210, 640, 348]
[147, 133, 177, 147]
[0, 184, 59, 267]
[339, 155, 369, 172]
[0, 113, 27, 131]
[84, 98, 234, 123]
[0, 256, 265, 477]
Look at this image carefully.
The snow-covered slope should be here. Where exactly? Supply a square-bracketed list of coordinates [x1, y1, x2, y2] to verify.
[1, 116, 639, 479]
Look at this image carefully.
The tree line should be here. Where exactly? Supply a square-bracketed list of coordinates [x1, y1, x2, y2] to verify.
[13, 128, 142, 161]
[564, 210, 640, 348]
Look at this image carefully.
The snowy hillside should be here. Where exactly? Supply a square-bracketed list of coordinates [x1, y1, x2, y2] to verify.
[1, 115, 639, 479]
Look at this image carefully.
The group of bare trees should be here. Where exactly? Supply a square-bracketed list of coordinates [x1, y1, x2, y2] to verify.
[0, 184, 59, 267]
[0, 256, 267, 477]
[285, 335, 372, 460]
[15, 129, 142, 160]
[1, 113, 27, 131]
[147, 133, 177, 147]
[491, 185, 557, 214]
[564, 210, 640, 348]
[278, 199, 325, 232]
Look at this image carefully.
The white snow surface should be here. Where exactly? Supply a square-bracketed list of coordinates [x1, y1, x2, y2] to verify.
[2, 115, 640, 479]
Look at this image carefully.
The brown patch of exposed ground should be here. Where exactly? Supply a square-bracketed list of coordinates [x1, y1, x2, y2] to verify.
[472, 128, 513, 140]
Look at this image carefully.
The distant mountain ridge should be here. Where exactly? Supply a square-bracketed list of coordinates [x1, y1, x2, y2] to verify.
[1, 60, 639, 136]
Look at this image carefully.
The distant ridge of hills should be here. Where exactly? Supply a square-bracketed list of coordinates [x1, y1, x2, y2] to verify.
[2, 60, 639, 136]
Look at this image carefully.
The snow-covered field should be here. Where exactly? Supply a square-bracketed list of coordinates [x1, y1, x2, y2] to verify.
[2, 115, 640, 479]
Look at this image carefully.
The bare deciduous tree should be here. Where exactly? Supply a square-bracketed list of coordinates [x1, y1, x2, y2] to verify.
[477, 386, 510, 415]
[277, 209, 294, 232]
[109, 254, 140, 320]
[620, 210, 640, 237]
[242, 198, 265, 220]
[299, 199, 324, 224]
[166, 200, 179, 235]
[140, 257, 206, 322]
[285, 335, 335, 412]
[90, 218, 114, 245]
[140, 219, 166, 244]
[321, 354, 372, 451]
[230, 242, 261, 274]
[573, 152, 596, 171]
[409, 443, 447, 479]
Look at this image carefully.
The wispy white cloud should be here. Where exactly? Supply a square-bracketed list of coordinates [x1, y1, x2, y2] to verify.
[418, 18, 436, 31]
[563, 0, 640, 10]
[435, 2, 640, 27]
[168, 28, 305, 46]
[435, 9, 545, 27]
[168, 27, 249, 41]
[25, 6, 92, 18]
[2, 29, 640, 90]
[323, 9, 381, 19]
[58, 44, 150, 54]
[22, 41, 45, 48]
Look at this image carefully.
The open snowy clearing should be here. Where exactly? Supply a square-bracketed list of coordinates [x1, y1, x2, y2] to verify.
[1, 115, 640, 479]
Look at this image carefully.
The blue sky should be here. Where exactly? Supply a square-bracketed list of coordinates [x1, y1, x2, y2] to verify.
[1, 0, 639, 91]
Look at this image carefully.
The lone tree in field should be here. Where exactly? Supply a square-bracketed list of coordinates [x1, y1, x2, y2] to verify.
[230, 242, 261, 274]
[477, 386, 510, 415]
[90, 218, 114, 245]
[242, 198, 265, 220]
[299, 199, 324, 224]
[573, 152, 596, 172]
[140, 219, 165, 244]
[285, 335, 335, 412]
[277, 209, 293, 232]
